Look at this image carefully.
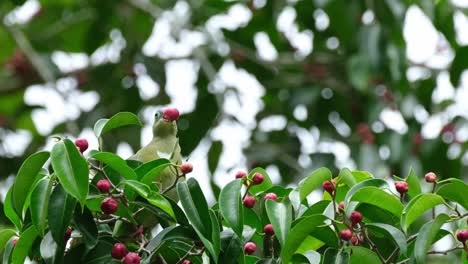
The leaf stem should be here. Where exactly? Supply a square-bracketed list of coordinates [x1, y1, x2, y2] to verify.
[362, 226, 386, 263]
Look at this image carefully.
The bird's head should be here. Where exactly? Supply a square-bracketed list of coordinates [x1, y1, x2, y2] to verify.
[152, 109, 178, 137]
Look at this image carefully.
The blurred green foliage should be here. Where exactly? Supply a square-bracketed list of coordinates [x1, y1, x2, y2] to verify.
[0, 0, 467, 217]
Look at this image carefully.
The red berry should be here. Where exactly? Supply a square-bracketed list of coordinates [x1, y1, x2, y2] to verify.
[194, 241, 204, 248]
[425, 172, 437, 183]
[12, 236, 19, 246]
[340, 229, 353, 241]
[180, 162, 193, 174]
[322, 180, 335, 194]
[162, 108, 180, 122]
[243, 196, 256, 208]
[111, 243, 127, 259]
[350, 211, 363, 226]
[351, 236, 358, 245]
[101, 197, 118, 214]
[244, 242, 257, 255]
[64, 228, 72, 241]
[123, 252, 140, 264]
[75, 138, 88, 153]
[394, 181, 408, 194]
[252, 173, 264, 185]
[338, 201, 345, 211]
[96, 179, 111, 193]
[457, 230, 468, 243]
[235, 171, 247, 179]
[182, 260, 191, 264]
[263, 193, 278, 202]
[264, 224, 274, 236]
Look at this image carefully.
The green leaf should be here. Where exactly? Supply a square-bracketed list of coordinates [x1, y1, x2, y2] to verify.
[120, 180, 151, 197]
[91, 152, 137, 180]
[0, 229, 16, 252]
[337, 168, 356, 188]
[93, 112, 142, 137]
[248, 168, 273, 195]
[281, 214, 328, 263]
[344, 179, 388, 205]
[11, 226, 38, 264]
[265, 199, 292, 246]
[208, 141, 223, 174]
[209, 208, 221, 261]
[414, 214, 450, 264]
[349, 246, 380, 263]
[322, 248, 350, 264]
[30, 177, 53, 237]
[40, 231, 65, 264]
[72, 206, 98, 250]
[51, 139, 89, 207]
[135, 159, 171, 180]
[219, 179, 244, 239]
[139, 161, 172, 186]
[366, 223, 407, 254]
[290, 167, 332, 211]
[219, 230, 242, 264]
[405, 168, 422, 199]
[3, 237, 15, 264]
[4, 189, 22, 230]
[48, 185, 77, 245]
[177, 178, 217, 262]
[11, 151, 50, 218]
[436, 179, 468, 210]
[349, 186, 403, 216]
[450, 46, 468, 87]
[401, 193, 445, 232]
[291, 250, 321, 264]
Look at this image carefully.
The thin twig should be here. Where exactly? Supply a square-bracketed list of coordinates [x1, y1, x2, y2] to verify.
[362, 227, 386, 263]
[427, 246, 463, 255]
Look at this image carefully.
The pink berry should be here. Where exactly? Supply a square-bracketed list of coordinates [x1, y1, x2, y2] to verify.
[123, 252, 140, 264]
[395, 181, 408, 194]
[350, 211, 363, 226]
[182, 260, 191, 264]
[244, 242, 257, 255]
[96, 179, 111, 193]
[322, 180, 335, 194]
[243, 196, 256, 208]
[252, 173, 264, 185]
[64, 228, 72, 241]
[180, 162, 193, 174]
[101, 197, 118, 215]
[425, 172, 437, 183]
[338, 201, 345, 211]
[264, 224, 274, 236]
[75, 138, 88, 153]
[263, 193, 278, 202]
[12, 236, 19, 246]
[457, 230, 468, 243]
[340, 229, 353, 241]
[111, 243, 127, 259]
[162, 108, 180, 122]
[235, 171, 247, 179]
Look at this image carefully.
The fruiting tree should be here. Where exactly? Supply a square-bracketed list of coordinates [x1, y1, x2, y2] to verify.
[1, 112, 468, 263]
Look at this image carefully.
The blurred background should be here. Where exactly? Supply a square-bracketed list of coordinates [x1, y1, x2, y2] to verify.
[0, 0, 468, 228]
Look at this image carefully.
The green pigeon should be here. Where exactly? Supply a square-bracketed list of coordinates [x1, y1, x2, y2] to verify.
[128, 108, 182, 201]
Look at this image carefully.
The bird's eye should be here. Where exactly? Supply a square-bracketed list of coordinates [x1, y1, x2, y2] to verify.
[155, 112, 160, 118]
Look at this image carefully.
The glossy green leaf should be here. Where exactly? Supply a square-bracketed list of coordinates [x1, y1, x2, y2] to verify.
[436, 179, 468, 210]
[11, 226, 38, 264]
[135, 158, 171, 180]
[30, 177, 53, 237]
[290, 167, 332, 211]
[366, 223, 407, 254]
[209, 208, 221, 261]
[291, 250, 321, 264]
[219, 179, 244, 239]
[450, 46, 468, 87]
[265, 199, 291, 246]
[414, 214, 450, 264]
[0, 229, 16, 252]
[349, 246, 380, 263]
[248, 168, 273, 195]
[11, 151, 50, 218]
[120, 180, 151, 197]
[40, 231, 64, 264]
[48, 185, 77, 244]
[219, 230, 242, 264]
[72, 206, 98, 250]
[3, 237, 15, 264]
[93, 112, 142, 137]
[322, 248, 350, 264]
[91, 152, 137, 180]
[401, 193, 445, 232]
[51, 139, 89, 207]
[344, 179, 388, 205]
[147, 192, 175, 219]
[208, 141, 223, 175]
[349, 186, 403, 216]
[4, 188, 22, 230]
[281, 214, 328, 263]
[139, 162, 172, 186]
[337, 168, 356, 187]
[405, 168, 422, 199]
